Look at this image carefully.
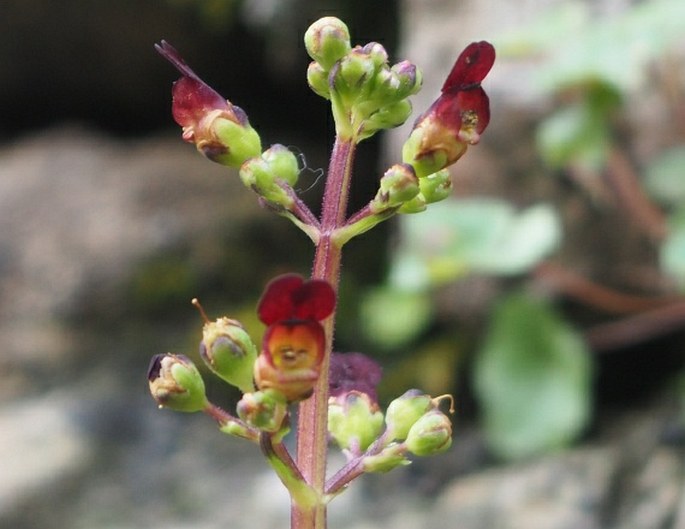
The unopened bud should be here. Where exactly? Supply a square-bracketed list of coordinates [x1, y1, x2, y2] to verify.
[385, 389, 434, 441]
[307, 61, 331, 99]
[240, 144, 299, 208]
[147, 353, 208, 412]
[304, 17, 351, 70]
[198, 310, 257, 394]
[237, 389, 288, 433]
[370, 163, 420, 213]
[331, 48, 377, 103]
[328, 391, 384, 453]
[405, 409, 453, 456]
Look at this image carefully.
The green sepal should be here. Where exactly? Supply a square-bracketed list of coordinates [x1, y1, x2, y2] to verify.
[328, 391, 385, 452]
[237, 389, 289, 433]
[362, 443, 411, 473]
[370, 163, 420, 213]
[148, 354, 208, 413]
[212, 118, 262, 168]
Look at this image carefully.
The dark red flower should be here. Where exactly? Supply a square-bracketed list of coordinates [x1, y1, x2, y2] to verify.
[403, 41, 495, 178]
[254, 274, 336, 402]
[155, 40, 261, 166]
[329, 352, 382, 403]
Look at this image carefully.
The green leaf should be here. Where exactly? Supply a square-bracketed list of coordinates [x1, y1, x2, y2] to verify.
[359, 287, 433, 350]
[390, 200, 561, 288]
[661, 208, 685, 291]
[474, 293, 592, 460]
[536, 103, 610, 170]
[645, 147, 685, 207]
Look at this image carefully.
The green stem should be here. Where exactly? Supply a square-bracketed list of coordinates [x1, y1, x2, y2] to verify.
[293, 135, 356, 529]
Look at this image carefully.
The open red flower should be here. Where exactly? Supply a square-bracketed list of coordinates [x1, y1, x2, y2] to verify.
[402, 41, 495, 178]
[155, 40, 261, 166]
[254, 274, 336, 402]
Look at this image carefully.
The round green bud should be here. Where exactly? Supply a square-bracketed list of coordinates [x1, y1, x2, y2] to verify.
[392, 61, 423, 98]
[147, 354, 208, 413]
[370, 163, 420, 213]
[405, 409, 453, 456]
[199, 316, 257, 394]
[307, 61, 331, 99]
[212, 117, 262, 168]
[385, 389, 434, 441]
[332, 49, 377, 103]
[360, 42, 389, 70]
[362, 443, 411, 473]
[240, 151, 296, 209]
[304, 17, 351, 70]
[261, 144, 299, 187]
[237, 389, 288, 433]
[367, 100, 413, 131]
[328, 391, 385, 453]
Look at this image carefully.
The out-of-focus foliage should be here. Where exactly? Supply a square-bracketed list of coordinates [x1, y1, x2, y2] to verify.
[389, 199, 561, 290]
[475, 293, 591, 460]
[365, 0, 685, 459]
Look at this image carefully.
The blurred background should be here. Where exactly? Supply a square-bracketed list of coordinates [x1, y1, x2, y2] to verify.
[2, 0, 685, 528]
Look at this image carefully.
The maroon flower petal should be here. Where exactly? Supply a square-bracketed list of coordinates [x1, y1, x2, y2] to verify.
[257, 274, 336, 325]
[258, 274, 304, 324]
[442, 41, 495, 93]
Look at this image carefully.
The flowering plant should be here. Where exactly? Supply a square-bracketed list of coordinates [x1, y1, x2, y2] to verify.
[148, 17, 494, 529]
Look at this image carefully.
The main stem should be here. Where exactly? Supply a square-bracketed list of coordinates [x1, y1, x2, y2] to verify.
[293, 135, 356, 529]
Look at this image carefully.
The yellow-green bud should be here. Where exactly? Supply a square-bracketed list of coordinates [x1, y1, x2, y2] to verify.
[199, 316, 257, 394]
[304, 17, 351, 70]
[237, 389, 288, 433]
[147, 354, 208, 412]
[405, 410, 453, 456]
[240, 145, 299, 208]
[328, 391, 385, 453]
[385, 389, 434, 441]
[307, 61, 331, 99]
[332, 49, 377, 103]
[370, 163, 420, 213]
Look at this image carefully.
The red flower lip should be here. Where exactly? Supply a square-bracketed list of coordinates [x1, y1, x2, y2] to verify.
[442, 41, 495, 93]
[257, 273, 336, 325]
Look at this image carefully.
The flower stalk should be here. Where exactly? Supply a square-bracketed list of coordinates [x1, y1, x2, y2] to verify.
[150, 17, 494, 529]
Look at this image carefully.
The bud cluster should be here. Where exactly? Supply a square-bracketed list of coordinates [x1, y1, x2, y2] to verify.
[147, 274, 335, 437]
[327, 387, 454, 469]
[304, 17, 422, 141]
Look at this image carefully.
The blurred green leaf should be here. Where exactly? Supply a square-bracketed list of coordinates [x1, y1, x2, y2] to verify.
[390, 200, 561, 289]
[661, 208, 685, 291]
[645, 147, 685, 207]
[359, 287, 433, 350]
[474, 293, 592, 460]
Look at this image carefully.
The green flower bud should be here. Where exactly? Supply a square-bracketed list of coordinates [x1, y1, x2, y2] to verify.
[331, 48, 377, 103]
[307, 61, 331, 99]
[370, 163, 420, 213]
[237, 389, 288, 433]
[147, 353, 208, 412]
[198, 312, 257, 394]
[240, 144, 299, 208]
[361, 42, 389, 70]
[385, 389, 434, 441]
[362, 443, 411, 473]
[364, 100, 413, 135]
[405, 409, 453, 456]
[304, 17, 351, 70]
[391, 60, 423, 98]
[328, 391, 384, 453]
